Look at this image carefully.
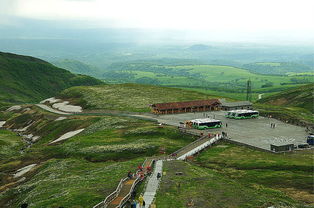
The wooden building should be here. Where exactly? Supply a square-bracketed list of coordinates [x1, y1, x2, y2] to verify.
[151, 99, 221, 114]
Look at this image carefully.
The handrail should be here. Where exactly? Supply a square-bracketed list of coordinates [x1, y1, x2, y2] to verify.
[117, 158, 153, 207]
[118, 177, 141, 207]
[171, 135, 209, 156]
[93, 177, 126, 208]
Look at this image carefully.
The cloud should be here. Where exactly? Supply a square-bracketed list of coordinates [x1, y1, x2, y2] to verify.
[0, 0, 313, 43]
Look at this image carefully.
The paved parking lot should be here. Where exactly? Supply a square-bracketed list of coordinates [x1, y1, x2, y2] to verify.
[154, 111, 309, 150]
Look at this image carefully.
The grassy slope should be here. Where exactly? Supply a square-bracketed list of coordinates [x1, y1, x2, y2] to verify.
[254, 84, 314, 126]
[60, 83, 224, 112]
[0, 52, 103, 108]
[156, 143, 313, 208]
[0, 106, 195, 207]
[257, 83, 314, 113]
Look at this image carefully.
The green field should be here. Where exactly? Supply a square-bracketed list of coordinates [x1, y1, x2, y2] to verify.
[102, 64, 313, 101]
[156, 142, 314, 208]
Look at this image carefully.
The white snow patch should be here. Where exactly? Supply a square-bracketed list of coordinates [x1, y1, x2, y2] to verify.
[49, 128, 85, 144]
[31, 136, 40, 142]
[52, 101, 82, 113]
[7, 105, 22, 111]
[13, 164, 37, 178]
[23, 134, 33, 139]
[22, 108, 31, 112]
[55, 117, 67, 121]
[40, 97, 61, 104]
[0, 121, 6, 128]
[16, 123, 33, 132]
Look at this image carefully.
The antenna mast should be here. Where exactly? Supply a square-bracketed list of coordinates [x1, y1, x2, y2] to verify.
[246, 79, 252, 101]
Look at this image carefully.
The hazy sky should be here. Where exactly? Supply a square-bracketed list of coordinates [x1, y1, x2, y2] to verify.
[1, 0, 314, 43]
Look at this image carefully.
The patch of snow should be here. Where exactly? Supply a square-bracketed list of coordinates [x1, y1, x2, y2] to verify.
[55, 117, 67, 121]
[6, 105, 22, 111]
[13, 164, 37, 178]
[22, 108, 31, 112]
[49, 128, 85, 144]
[36, 104, 70, 115]
[52, 101, 82, 113]
[0, 121, 6, 128]
[17, 177, 26, 183]
[23, 134, 33, 139]
[31, 136, 40, 142]
[16, 123, 33, 132]
[40, 97, 61, 104]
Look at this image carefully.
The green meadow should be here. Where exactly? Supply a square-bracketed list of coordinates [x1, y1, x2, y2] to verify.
[156, 142, 313, 208]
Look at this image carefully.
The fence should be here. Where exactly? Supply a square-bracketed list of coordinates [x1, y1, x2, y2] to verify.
[93, 177, 127, 208]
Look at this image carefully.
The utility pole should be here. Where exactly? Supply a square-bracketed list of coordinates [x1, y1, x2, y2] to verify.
[246, 79, 252, 101]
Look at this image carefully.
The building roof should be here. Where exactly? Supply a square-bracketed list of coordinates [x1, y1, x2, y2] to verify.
[221, 101, 252, 107]
[152, 99, 221, 110]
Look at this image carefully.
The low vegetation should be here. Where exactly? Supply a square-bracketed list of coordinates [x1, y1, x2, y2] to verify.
[156, 142, 313, 208]
[0, 106, 195, 207]
[60, 83, 222, 112]
[257, 83, 314, 113]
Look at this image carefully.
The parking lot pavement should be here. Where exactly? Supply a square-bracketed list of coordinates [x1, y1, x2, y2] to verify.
[155, 111, 308, 150]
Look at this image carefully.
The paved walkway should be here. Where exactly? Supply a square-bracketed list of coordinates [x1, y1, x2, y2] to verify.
[138, 160, 163, 208]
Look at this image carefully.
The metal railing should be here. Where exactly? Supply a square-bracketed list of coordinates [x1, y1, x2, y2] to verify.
[93, 177, 127, 208]
[94, 158, 153, 208]
[171, 134, 209, 156]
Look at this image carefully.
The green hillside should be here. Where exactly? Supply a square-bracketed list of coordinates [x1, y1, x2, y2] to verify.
[257, 83, 314, 113]
[0, 52, 103, 107]
[52, 59, 101, 77]
[60, 83, 225, 112]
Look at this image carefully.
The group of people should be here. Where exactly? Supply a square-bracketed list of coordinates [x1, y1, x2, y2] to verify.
[127, 165, 153, 180]
[270, 123, 276, 128]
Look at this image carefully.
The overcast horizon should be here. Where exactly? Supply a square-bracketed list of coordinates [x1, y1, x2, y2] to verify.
[1, 0, 314, 45]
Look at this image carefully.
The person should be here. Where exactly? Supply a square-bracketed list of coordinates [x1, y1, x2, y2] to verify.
[157, 172, 161, 180]
[225, 123, 228, 128]
[128, 171, 133, 179]
[131, 200, 137, 208]
[142, 200, 146, 208]
[21, 204, 28, 208]
[138, 194, 144, 208]
[273, 123, 276, 128]
[138, 165, 143, 171]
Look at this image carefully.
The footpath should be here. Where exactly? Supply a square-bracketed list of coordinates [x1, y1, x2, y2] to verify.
[95, 134, 222, 208]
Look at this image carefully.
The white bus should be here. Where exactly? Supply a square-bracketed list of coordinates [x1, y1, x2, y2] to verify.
[225, 110, 259, 119]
